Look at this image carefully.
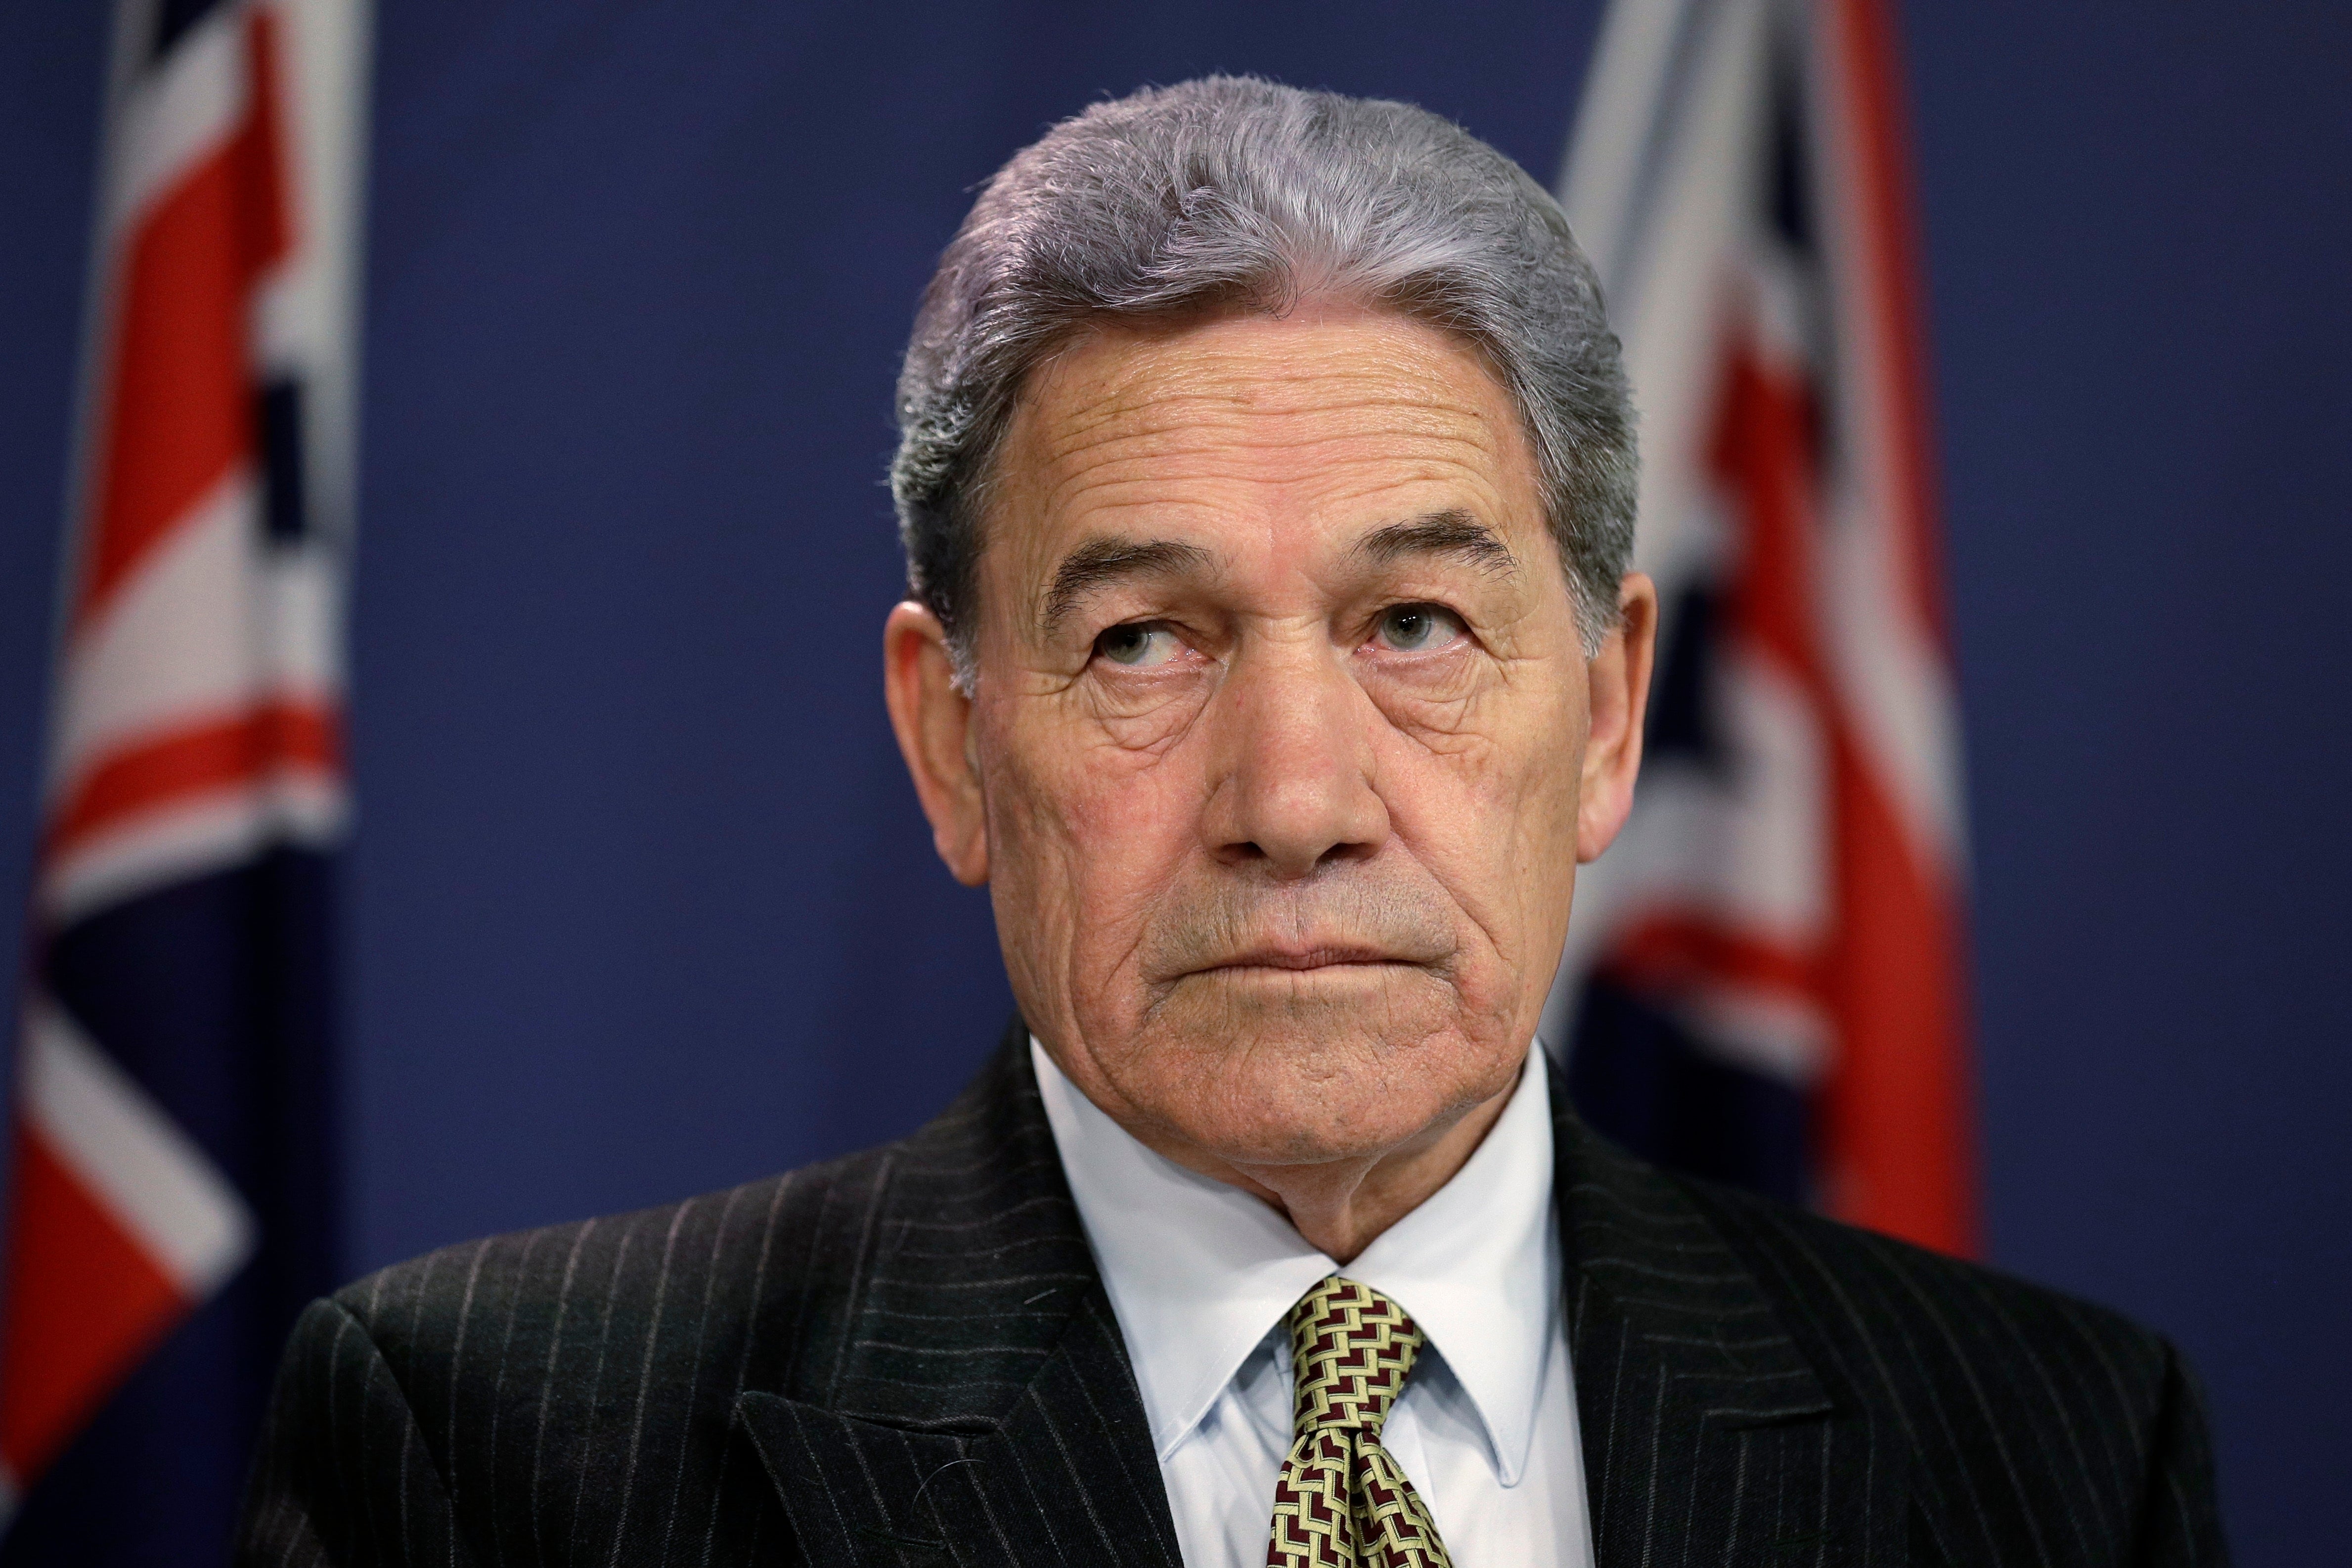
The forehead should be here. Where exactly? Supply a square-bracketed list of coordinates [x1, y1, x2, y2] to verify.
[987, 306, 1545, 577]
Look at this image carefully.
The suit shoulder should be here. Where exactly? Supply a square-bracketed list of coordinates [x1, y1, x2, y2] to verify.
[1677, 1173, 2180, 1430]
[329, 1140, 900, 1383]
[1662, 1176, 2226, 1560]
[320, 1034, 1034, 1397]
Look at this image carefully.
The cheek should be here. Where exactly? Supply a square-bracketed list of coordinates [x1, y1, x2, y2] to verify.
[986, 715, 1204, 945]
[1376, 681, 1586, 953]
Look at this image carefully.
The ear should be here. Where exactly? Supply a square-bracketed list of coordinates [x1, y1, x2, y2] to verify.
[882, 602, 989, 886]
[1576, 572, 1658, 864]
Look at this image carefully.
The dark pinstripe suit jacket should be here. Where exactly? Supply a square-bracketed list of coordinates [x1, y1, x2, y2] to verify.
[236, 1026, 2225, 1567]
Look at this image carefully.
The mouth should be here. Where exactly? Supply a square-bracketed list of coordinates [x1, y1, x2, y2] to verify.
[1190, 944, 1427, 978]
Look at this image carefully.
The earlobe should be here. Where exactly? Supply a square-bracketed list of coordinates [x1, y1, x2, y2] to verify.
[1576, 572, 1658, 864]
[881, 602, 991, 887]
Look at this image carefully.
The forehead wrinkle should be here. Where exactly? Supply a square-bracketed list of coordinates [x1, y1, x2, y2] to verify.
[1030, 333, 1503, 438]
[1011, 435, 1526, 616]
[1031, 412, 1511, 514]
[1017, 336, 1514, 501]
[1032, 420, 1501, 504]
[1042, 438, 1508, 516]
[1047, 377, 1506, 450]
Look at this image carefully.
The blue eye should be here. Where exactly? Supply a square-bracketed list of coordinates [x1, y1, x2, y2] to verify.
[1096, 623, 1182, 668]
[1375, 604, 1465, 652]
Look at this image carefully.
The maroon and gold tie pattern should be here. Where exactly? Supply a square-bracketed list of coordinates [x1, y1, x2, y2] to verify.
[1265, 1276, 1454, 1568]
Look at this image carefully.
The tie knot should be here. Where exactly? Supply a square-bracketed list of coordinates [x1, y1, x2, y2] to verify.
[1285, 1276, 1425, 1436]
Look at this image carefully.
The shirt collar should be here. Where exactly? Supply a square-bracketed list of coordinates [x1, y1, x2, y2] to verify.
[1033, 1037, 1559, 1484]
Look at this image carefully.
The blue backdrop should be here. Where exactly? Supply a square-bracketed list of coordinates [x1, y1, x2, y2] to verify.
[1, 4, 2346, 1564]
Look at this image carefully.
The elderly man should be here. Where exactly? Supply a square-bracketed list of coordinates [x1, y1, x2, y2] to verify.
[238, 80, 2222, 1567]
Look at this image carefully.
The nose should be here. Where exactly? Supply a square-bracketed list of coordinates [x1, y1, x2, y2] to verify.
[1202, 637, 1390, 879]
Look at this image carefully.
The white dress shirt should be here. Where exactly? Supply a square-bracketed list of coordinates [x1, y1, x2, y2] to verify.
[1033, 1038, 1595, 1568]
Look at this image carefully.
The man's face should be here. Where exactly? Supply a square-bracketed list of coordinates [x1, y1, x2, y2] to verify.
[889, 305, 1649, 1174]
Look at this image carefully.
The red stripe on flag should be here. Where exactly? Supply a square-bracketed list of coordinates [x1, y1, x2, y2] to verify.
[77, 9, 297, 631]
[1817, 0, 1979, 1255]
[0, 1123, 187, 1482]
[239, 9, 298, 275]
[44, 700, 342, 866]
[1834, 0, 1951, 649]
[1822, 739, 1976, 1254]
[1602, 913, 1821, 1006]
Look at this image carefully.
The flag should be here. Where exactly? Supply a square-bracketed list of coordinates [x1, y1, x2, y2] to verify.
[0, 0, 369, 1554]
[1545, 0, 1976, 1254]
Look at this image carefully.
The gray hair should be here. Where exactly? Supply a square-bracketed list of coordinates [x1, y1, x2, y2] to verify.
[890, 76, 1636, 675]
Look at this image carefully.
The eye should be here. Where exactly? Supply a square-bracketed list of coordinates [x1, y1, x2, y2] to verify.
[1094, 621, 1184, 669]
[1370, 603, 1467, 653]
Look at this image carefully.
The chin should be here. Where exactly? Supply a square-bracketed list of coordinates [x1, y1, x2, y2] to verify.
[1117, 975, 1520, 1165]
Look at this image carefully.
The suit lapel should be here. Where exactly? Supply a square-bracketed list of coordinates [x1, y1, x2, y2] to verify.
[1553, 1071, 1903, 1567]
[740, 1023, 1182, 1567]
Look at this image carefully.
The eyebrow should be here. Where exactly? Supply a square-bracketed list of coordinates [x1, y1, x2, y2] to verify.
[1039, 537, 1216, 638]
[1352, 510, 1520, 577]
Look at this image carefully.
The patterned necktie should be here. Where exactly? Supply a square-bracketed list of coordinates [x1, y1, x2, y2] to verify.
[1265, 1275, 1455, 1568]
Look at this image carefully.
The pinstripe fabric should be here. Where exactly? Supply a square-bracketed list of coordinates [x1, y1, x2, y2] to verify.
[1552, 1070, 2225, 1568]
[236, 1025, 2223, 1566]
